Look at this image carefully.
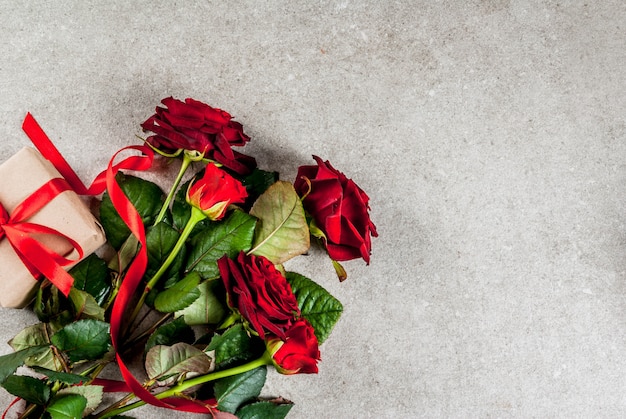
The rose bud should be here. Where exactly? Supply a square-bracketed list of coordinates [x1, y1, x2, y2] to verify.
[217, 252, 300, 340]
[186, 163, 248, 221]
[141, 96, 256, 174]
[266, 319, 320, 375]
[294, 156, 378, 265]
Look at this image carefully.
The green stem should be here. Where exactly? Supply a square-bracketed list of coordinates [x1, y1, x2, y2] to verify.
[102, 272, 121, 312]
[126, 206, 207, 334]
[96, 352, 273, 418]
[85, 363, 107, 385]
[94, 393, 136, 419]
[154, 152, 193, 225]
[18, 403, 38, 419]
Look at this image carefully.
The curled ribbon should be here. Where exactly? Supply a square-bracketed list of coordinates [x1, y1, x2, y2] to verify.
[22, 113, 218, 414]
[0, 177, 83, 296]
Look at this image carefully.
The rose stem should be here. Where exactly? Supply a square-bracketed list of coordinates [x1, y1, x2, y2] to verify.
[95, 352, 273, 419]
[154, 151, 193, 225]
[125, 206, 206, 333]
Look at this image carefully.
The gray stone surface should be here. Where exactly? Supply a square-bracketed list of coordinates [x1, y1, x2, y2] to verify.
[1, 1, 625, 417]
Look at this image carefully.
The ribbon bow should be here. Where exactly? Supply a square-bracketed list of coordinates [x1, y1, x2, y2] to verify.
[0, 177, 83, 296]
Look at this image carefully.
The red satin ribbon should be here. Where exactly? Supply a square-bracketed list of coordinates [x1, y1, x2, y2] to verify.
[0, 177, 83, 296]
[22, 113, 217, 414]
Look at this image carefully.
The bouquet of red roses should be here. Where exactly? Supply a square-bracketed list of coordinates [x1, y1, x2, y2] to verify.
[0, 97, 377, 418]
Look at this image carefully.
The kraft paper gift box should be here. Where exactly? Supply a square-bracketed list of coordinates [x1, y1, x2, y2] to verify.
[0, 147, 106, 308]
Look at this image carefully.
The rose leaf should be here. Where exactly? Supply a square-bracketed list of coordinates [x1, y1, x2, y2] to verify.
[100, 173, 164, 249]
[145, 342, 212, 381]
[0, 346, 49, 383]
[154, 272, 202, 313]
[236, 400, 294, 419]
[172, 177, 193, 231]
[9, 323, 61, 371]
[176, 280, 227, 326]
[240, 168, 279, 207]
[286, 272, 343, 344]
[1, 375, 51, 405]
[68, 289, 106, 321]
[45, 394, 88, 419]
[30, 367, 84, 385]
[206, 324, 259, 370]
[248, 181, 310, 264]
[69, 254, 111, 306]
[145, 316, 196, 354]
[146, 221, 181, 270]
[186, 210, 257, 279]
[50, 319, 111, 362]
[57, 385, 104, 415]
[214, 366, 267, 413]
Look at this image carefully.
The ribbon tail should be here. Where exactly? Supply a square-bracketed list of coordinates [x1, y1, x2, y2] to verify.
[22, 113, 90, 194]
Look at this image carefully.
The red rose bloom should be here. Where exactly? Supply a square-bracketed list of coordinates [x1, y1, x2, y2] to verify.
[142, 97, 256, 174]
[267, 319, 320, 375]
[187, 163, 248, 221]
[217, 252, 300, 340]
[294, 156, 378, 264]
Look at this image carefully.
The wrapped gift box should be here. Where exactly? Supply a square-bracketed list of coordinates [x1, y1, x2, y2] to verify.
[0, 147, 106, 308]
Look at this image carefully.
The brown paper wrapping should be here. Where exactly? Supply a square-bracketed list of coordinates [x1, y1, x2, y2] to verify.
[0, 147, 106, 308]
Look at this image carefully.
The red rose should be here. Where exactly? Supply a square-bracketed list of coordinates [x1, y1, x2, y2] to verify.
[141, 97, 256, 174]
[267, 319, 320, 375]
[217, 252, 300, 340]
[294, 156, 377, 264]
[186, 163, 248, 221]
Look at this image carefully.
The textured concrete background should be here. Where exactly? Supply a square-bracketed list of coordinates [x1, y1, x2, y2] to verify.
[1, 1, 625, 418]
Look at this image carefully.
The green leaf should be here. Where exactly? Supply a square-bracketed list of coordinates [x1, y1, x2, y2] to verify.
[51, 319, 111, 362]
[154, 272, 201, 313]
[145, 342, 212, 381]
[207, 324, 256, 370]
[10, 323, 51, 350]
[176, 280, 227, 326]
[146, 222, 180, 270]
[30, 367, 84, 385]
[171, 178, 193, 231]
[100, 173, 164, 249]
[248, 181, 310, 264]
[46, 394, 87, 419]
[69, 254, 111, 306]
[186, 210, 257, 279]
[161, 248, 189, 290]
[214, 366, 267, 413]
[69, 289, 105, 321]
[145, 317, 195, 354]
[9, 323, 61, 371]
[57, 385, 103, 415]
[109, 235, 139, 274]
[240, 168, 279, 207]
[144, 222, 187, 289]
[236, 400, 293, 419]
[0, 346, 48, 383]
[1, 375, 50, 405]
[286, 272, 343, 344]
